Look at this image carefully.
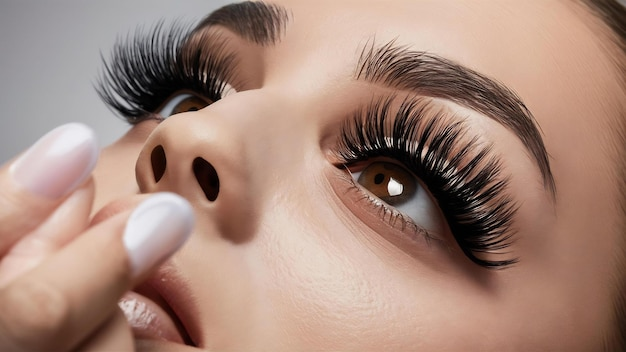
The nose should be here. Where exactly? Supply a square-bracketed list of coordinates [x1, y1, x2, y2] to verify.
[135, 111, 256, 242]
[150, 144, 220, 202]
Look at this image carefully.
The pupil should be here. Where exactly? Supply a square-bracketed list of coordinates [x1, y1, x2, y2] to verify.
[374, 173, 385, 185]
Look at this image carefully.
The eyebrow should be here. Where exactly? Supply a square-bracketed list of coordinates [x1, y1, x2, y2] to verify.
[356, 40, 556, 198]
[194, 2, 556, 198]
[196, 1, 290, 46]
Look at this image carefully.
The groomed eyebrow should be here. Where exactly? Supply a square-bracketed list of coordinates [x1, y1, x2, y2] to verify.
[194, 3, 555, 198]
[356, 40, 556, 198]
[195, 1, 290, 46]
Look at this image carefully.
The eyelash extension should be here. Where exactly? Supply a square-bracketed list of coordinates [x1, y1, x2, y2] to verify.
[95, 20, 236, 123]
[335, 96, 518, 268]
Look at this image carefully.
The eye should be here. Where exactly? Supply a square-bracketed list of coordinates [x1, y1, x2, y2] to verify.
[157, 93, 212, 118]
[352, 161, 444, 234]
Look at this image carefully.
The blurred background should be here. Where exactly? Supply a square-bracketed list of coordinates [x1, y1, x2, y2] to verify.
[1, 1, 625, 163]
[0, 0, 232, 163]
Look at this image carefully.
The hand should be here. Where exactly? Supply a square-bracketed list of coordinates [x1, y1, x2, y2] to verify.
[0, 124, 194, 351]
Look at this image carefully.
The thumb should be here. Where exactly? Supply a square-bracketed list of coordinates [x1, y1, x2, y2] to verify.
[0, 193, 194, 351]
[75, 309, 134, 351]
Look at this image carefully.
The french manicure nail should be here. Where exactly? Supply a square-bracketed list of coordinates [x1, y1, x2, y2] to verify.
[9, 123, 98, 199]
[123, 193, 194, 278]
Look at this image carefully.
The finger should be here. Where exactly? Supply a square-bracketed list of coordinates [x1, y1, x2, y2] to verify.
[76, 309, 134, 352]
[0, 123, 98, 256]
[0, 193, 194, 352]
[0, 179, 95, 287]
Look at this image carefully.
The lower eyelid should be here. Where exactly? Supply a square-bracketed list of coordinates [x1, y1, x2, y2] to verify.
[324, 166, 453, 260]
[345, 159, 445, 235]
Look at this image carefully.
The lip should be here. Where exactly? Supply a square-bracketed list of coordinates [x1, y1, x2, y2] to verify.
[89, 195, 147, 227]
[132, 262, 202, 347]
[91, 196, 202, 348]
[119, 291, 185, 343]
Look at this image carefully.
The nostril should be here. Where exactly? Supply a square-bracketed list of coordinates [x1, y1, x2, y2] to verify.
[193, 157, 219, 201]
[151, 145, 167, 183]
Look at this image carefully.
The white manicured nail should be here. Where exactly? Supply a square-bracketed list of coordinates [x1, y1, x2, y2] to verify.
[10, 123, 98, 199]
[123, 193, 194, 278]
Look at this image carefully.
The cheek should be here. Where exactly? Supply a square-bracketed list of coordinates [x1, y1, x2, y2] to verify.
[246, 195, 488, 350]
[246, 203, 541, 350]
[255, 209, 408, 349]
[173, 174, 544, 350]
[91, 127, 151, 215]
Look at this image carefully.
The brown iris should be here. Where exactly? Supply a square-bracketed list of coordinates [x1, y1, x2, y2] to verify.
[357, 162, 417, 205]
[171, 95, 211, 115]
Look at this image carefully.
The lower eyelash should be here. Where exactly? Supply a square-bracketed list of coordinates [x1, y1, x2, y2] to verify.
[96, 20, 235, 123]
[338, 165, 443, 247]
[335, 96, 518, 268]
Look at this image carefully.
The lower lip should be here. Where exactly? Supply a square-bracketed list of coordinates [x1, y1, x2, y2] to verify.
[119, 291, 185, 344]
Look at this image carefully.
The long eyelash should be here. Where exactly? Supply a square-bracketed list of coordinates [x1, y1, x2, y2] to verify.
[335, 96, 518, 268]
[95, 20, 235, 123]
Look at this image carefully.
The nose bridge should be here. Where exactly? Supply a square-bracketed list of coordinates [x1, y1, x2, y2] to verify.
[136, 89, 282, 193]
[135, 89, 314, 243]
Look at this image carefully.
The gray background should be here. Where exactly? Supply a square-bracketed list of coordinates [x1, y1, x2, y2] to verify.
[0, 0, 232, 163]
[1, 1, 625, 163]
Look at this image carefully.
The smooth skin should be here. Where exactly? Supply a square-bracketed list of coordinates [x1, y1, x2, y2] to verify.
[1, 0, 625, 351]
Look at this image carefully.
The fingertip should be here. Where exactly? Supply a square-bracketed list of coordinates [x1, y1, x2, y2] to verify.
[122, 193, 195, 279]
[9, 123, 99, 199]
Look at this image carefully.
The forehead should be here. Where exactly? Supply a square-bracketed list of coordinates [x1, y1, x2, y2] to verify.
[265, 0, 607, 92]
[240, 0, 622, 162]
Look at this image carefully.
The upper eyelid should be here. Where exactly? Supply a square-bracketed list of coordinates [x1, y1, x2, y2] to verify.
[96, 21, 239, 121]
[195, 2, 291, 47]
[334, 94, 519, 268]
[177, 30, 241, 89]
[354, 39, 556, 199]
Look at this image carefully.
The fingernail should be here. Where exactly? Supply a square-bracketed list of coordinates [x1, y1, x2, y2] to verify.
[123, 193, 194, 278]
[9, 123, 98, 199]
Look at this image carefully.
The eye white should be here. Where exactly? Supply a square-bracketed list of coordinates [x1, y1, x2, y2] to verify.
[393, 181, 441, 234]
[157, 93, 194, 118]
[351, 170, 442, 234]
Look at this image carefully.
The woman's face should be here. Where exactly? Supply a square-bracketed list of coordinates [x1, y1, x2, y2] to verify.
[91, 0, 625, 350]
